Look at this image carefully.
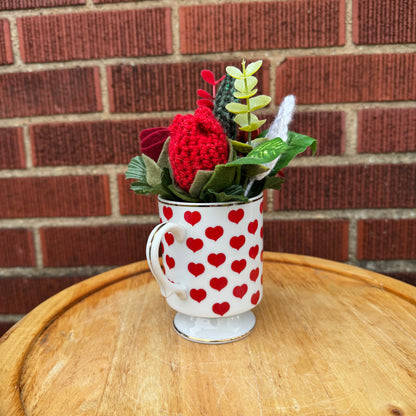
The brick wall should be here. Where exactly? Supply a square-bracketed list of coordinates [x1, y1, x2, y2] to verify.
[0, 0, 415, 335]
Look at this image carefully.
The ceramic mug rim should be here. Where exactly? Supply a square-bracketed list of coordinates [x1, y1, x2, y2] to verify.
[158, 193, 263, 208]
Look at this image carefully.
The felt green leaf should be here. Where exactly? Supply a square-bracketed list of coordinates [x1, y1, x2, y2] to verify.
[226, 102, 249, 114]
[126, 156, 147, 182]
[248, 95, 271, 111]
[242, 164, 270, 177]
[230, 140, 253, 153]
[189, 170, 214, 198]
[269, 131, 317, 176]
[167, 184, 200, 202]
[130, 181, 152, 194]
[264, 175, 285, 191]
[142, 154, 162, 187]
[234, 77, 258, 93]
[203, 185, 248, 203]
[233, 89, 258, 99]
[245, 60, 262, 76]
[156, 138, 171, 170]
[226, 66, 244, 79]
[226, 137, 289, 166]
[200, 164, 240, 197]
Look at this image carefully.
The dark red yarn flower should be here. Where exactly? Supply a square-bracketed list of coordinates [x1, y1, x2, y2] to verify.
[168, 107, 228, 192]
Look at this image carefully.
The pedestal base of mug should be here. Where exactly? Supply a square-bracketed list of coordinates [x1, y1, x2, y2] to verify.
[173, 311, 256, 344]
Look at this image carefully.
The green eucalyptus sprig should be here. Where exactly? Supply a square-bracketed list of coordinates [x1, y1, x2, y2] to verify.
[225, 60, 271, 145]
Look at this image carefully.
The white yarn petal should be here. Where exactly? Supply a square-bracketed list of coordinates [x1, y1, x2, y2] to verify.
[244, 95, 296, 196]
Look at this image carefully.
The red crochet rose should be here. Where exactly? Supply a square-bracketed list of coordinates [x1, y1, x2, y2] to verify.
[168, 107, 229, 191]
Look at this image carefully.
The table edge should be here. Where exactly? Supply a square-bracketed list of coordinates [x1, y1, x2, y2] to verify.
[1, 252, 415, 415]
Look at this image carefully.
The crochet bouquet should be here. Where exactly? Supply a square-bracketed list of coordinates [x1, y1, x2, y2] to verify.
[127, 60, 316, 202]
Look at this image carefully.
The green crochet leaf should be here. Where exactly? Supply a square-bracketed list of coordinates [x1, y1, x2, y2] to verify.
[214, 74, 239, 139]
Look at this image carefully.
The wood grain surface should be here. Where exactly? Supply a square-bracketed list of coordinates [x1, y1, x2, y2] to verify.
[1, 252, 416, 416]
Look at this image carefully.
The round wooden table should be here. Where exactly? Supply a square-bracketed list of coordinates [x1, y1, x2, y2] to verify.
[1, 252, 416, 415]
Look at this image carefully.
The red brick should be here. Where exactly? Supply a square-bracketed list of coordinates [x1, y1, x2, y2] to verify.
[274, 164, 416, 210]
[264, 111, 345, 156]
[17, 9, 172, 63]
[358, 108, 416, 154]
[0, 276, 87, 313]
[179, 0, 345, 54]
[264, 219, 349, 261]
[0, 127, 25, 169]
[0, 67, 102, 119]
[108, 60, 270, 113]
[0, 321, 16, 338]
[0, 229, 35, 267]
[386, 272, 416, 287]
[275, 54, 416, 104]
[119, 175, 158, 215]
[353, 0, 416, 45]
[40, 224, 157, 267]
[30, 119, 171, 167]
[357, 219, 416, 260]
[0, 0, 83, 10]
[0, 19, 13, 65]
[94, 0, 146, 2]
[0, 175, 110, 218]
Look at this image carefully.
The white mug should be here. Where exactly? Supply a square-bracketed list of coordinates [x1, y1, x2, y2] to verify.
[146, 194, 264, 343]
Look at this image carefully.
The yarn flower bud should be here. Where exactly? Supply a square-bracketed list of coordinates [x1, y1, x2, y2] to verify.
[168, 107, 229, 192]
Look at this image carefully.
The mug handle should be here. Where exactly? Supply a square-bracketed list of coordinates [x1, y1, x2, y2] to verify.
[146, 222, 188, 300]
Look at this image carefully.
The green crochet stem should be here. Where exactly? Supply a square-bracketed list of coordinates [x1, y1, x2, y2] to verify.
[214, 74, 239, 140]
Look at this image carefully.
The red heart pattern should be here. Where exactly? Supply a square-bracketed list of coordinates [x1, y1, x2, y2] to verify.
[188, 262, 205, 277]
[229, 235, 245, 250]
[190, 288, 207, 303]
[165, 255, 175, 269]
[210, 277, 228, 291]
[205, 226, 224, 241]
[250, 268, 260, 282]
[251, 291, 260, 305]
[228, 209, 244, 224]
[184, 211, 201, 226]
[159, 198, 263, 317]
[233, 284, 248, 299]
[208, 253, 226, 267]
[231, 259, 246, 274]
[212, 302, 230, 316]
[163, 206, 173, 220]
[165, 233, 174, 246]
[249, 245, 259, 259]
[248, 220, 258, 234]
[186, 238, 203, 253]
